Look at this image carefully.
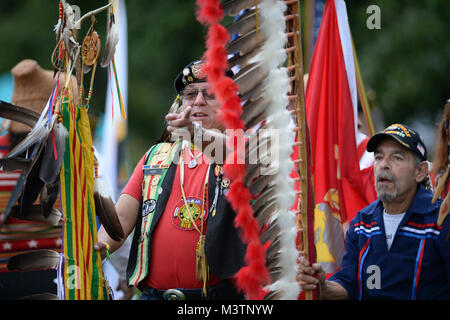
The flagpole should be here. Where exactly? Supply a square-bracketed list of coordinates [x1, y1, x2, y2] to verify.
[303, 0, 316, 73]
[290, 0, 316, 301]
[351, 33, 376, 136]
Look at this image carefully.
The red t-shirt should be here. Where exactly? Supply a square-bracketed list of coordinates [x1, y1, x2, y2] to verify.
[122, 145, 220, 289]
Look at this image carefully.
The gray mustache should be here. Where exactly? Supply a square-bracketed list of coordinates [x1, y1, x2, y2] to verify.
[375, 170, 396, 183]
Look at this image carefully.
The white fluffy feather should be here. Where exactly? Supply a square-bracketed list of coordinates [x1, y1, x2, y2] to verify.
[251, 0, 300, 299]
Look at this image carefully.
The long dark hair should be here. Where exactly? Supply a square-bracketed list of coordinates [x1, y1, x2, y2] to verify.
[431, 101, 450, 175]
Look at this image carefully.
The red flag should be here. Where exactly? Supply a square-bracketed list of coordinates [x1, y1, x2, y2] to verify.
[306, 0, 376, 275]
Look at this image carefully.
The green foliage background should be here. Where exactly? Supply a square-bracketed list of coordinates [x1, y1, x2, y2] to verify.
[346, 0, 450, 134]
[0, 0, 448, 170]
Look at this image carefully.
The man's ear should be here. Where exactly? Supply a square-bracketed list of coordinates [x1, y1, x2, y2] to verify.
[415, 161, 429, 183]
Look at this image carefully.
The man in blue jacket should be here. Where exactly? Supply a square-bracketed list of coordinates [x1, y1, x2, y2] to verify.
[298, 123, 450, 299]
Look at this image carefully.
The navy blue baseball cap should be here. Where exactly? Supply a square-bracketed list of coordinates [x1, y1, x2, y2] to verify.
[367, 123, 427, 161]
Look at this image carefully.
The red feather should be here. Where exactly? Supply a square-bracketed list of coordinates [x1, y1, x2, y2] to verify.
[196, 0, 224, 25]
[218, 108, 244, 130]
[206, 23, 230, 45]
[215, 79, 240, 105]
[235, 241, 270, 299]
[222, 96, 243, 116]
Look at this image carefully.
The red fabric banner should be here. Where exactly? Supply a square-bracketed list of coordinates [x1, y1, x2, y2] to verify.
[306, 0, 376, 275]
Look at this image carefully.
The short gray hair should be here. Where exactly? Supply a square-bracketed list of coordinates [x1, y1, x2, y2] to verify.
[413, 155, 433, 191]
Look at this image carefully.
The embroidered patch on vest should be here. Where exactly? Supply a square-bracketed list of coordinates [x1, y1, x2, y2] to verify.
[172, 197, 207, 230]
[142, 199, 157, 217]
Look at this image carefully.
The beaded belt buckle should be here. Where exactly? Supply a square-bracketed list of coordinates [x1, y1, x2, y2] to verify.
[162, 289, 186, 300]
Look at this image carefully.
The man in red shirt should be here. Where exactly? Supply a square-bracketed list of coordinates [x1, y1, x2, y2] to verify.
[95, 61, 246, 300]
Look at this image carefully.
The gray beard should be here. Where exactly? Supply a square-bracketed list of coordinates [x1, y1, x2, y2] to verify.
[375, 170, 398, 203]
[378, 189, 398, 203]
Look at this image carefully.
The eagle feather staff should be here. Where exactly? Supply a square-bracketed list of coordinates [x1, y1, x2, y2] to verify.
[196, 0, 313, 299]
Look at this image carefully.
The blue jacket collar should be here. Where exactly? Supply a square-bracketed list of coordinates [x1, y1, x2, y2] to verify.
[360, 184, 440, 216]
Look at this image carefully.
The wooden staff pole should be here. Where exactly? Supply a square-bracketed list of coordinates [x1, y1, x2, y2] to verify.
[287, 0, 316, 300]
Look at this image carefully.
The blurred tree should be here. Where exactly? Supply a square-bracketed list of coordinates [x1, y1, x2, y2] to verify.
[346, 0, 450, 131]
[124, 0, 206, 164]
